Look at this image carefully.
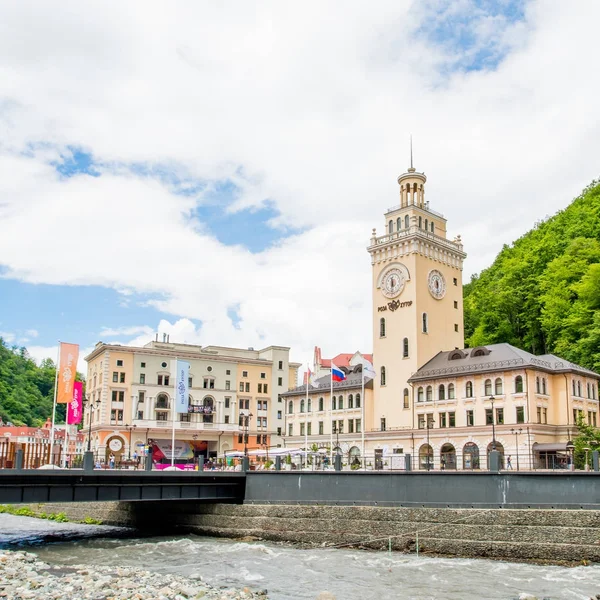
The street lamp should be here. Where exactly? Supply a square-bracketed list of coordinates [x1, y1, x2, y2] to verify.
[126, 423, 137, 460]
[426, 416, 435, 471]
[584, 447, 591, 471]
[489, 395, 497, 451]
[511, 428, 522, 471]
[243, 412, 253, 457]
[85, 397, 100, 452]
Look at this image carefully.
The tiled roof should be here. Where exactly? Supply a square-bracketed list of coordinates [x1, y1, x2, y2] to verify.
[408, 343, 599, 382]
[283, 368, 374, 396]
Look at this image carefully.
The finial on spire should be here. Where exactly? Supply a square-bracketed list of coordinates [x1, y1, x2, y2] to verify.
[408, 135, 416, 172]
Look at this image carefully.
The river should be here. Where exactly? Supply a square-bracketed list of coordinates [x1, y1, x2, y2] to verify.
[1, 514, 598, 600]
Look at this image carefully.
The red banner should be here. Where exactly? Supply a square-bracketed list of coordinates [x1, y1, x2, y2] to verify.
[57, 342, 79, 404]
[68, 381, 83, 424]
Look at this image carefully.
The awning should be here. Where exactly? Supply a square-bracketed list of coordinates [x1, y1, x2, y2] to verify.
[533, 442, 568, 452]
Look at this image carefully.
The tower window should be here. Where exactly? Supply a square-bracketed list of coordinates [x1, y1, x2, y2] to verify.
[405, 215, 409, 228]
[397, 217, 401, 231]
[403, 337, 409, 358]
[381, 366, 386, 386]
[418, 216, 422, 229]
[422, 313, 428, 333]
[454, 301, 458, 309]
[389, 220, 393, 234]
[453, 278, 457, 286]
[454, 324, 459, 332]
[403, 388, 409, 409]
[424, 218, 428, 231]
[430, 222, 434, 233]
[380, 317, 386, 338]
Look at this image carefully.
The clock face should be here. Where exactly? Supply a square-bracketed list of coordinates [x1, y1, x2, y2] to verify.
[428, 270, 446, 300]
[382, 268, 405, 299]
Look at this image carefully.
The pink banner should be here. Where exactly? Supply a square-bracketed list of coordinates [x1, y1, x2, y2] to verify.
[68, 381, 83, 424]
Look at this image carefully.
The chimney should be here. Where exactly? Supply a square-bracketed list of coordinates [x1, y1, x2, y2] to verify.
[162, 333, 167, 342]
[167, 335, 170, 343]
[155, 333, 158, 342]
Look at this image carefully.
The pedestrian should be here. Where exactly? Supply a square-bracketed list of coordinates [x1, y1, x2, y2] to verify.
[440, 457, 446, 470]
[506, 455, 512, 469]
[109, 453, 115, 469]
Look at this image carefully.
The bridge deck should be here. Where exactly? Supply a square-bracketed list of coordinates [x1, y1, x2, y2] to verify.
[0, 471, 246, 504]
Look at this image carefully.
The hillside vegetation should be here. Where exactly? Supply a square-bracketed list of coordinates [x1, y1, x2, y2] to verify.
[0, 338, 66, 427]
[464, 179, 600, 371]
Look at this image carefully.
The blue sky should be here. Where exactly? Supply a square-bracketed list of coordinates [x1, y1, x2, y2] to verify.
[1, 0, 599, 370]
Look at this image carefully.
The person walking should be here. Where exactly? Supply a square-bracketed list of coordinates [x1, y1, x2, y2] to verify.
[506, 455, 513, 469]
[109, 453, 115, 469]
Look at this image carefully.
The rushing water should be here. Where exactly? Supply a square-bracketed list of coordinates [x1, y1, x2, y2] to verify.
[1, 514, 599, 600]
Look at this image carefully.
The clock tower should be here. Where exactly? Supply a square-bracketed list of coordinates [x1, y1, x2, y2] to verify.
[367, 161, 466, 429]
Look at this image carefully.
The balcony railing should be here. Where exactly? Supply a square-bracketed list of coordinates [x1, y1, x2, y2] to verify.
[133, 419, 240, 432]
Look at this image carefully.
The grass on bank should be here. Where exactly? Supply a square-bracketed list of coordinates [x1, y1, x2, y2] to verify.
[0, 504, 102, 525]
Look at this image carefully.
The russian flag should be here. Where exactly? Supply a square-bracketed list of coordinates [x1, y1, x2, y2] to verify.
[331, 363, 347, 382]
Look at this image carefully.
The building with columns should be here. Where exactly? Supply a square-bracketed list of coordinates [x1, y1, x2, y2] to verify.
[283, 160, 599, 469]
[84, 339, 299, 464]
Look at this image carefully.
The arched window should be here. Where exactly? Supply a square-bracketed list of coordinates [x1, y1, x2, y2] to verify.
[381, 366, 386, 386]
[425, 218, 428, 231]
[484, 379, 492, 396]
[300, 399, 305, 413]
[542, 378, 547, 395]
[495, 378, 503, 395]
[404, 215, 409, 228]
[418, 216, 422, 228]
[438, 384, 445, 400]
[426, 385, 432, 401]
[515, 375, 523, 393]
[578, 381, 582, 397]
[355, 393, 361, 408]
[403, 388, 409, 408]
[422, 313, 428, 333]
[319, 397, 324, 411]
[466, 381, 473, 398]
[536, 376, 540, 393]
[338, 395, 344, 410]
[430, 222, 434, 233]
[380, 317, 386, 337]
[332, 397, 336, 410]
[448, 383, 455, 399]
[572, 380, 576, 395]
[388, 220, 393, 234]
[418, 387, 424, 402]
[587, 382, 591, 398]
[463, 442, 480, 470]
[288, 401, 293, 414]
[397, 217, 402, 231]
[403, 338, 409, 358]
[307, 398, 312, 412]
[202, 396, 214, 423]
[348, 394, 353, 408]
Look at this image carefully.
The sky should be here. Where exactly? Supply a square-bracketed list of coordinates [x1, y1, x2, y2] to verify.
[1, 0, 599, 375]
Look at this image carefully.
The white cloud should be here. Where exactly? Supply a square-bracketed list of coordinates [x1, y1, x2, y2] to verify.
[0, 331, 16, 344]
[25, 329, 39, 338]
[1, 1, 600, 367]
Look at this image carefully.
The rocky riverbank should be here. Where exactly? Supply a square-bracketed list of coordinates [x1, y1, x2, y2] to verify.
[0, 550, 269, 600]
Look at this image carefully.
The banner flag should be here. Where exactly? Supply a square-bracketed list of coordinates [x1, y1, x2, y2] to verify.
[57, 343, 79, 403]
[67, 381, 83, 424]
[362, 358, 376, 380]
[173, 359, 190, 414]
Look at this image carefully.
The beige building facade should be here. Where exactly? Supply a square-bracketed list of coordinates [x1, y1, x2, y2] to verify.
[284, 161, 599, 469]
[84, 339, 299, 463]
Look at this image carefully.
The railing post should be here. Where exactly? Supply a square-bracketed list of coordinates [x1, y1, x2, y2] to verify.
[404, 453, 412, 472]
[145, 454, 153, 471]
[488, 450, 501, 472]
[242, 457, 250, 472]
[592, 450, 599, 472]
[15, 449, 24, 471]
[83, 451, 94, 473]
[275, 456, 281, 471]
[197, 456, 204, 472]
[334, 453, 342, 471]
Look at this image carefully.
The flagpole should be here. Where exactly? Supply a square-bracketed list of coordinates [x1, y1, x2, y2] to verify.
[305, 364, 309, 468]
[330, 366, 333, 464]
[171, 357, 177, 469]
[49, 342, 60, 466]
[361, 364, 365, 465]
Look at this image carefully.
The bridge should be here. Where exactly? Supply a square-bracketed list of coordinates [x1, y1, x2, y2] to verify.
[0, 470, 246, 505]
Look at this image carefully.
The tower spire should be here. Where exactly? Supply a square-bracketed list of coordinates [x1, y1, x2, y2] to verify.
[408, 135, 415, 173]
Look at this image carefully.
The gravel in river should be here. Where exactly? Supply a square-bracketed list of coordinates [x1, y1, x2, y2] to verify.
[0, 550, 268, 600]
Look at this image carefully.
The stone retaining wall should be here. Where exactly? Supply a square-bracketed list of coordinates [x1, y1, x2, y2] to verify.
[17, 501, 600, 563]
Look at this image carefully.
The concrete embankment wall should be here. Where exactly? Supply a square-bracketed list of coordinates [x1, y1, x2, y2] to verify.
[18, 501, 600, 563]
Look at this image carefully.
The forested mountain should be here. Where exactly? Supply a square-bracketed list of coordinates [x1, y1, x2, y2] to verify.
[464, 179, 600, 371]
[0, 338, 66, 427]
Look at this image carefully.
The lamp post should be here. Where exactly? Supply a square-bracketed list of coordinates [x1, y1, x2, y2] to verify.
[126, 423, 137, 460]
[243, 412, 253, 457]
[85, 397, 100, 453]
[565, 439, 575, 470]
[584, 447, 590, 471]
[489, 395, 497, 451]
[511, 427, 522, 471]
[426, 416, 435, 471]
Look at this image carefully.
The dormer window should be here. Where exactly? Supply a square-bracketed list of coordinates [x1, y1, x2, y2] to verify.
[448, 350, 467, 361]
[470, 347, 491, 357]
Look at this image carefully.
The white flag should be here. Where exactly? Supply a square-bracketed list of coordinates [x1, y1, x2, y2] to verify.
[308, 368, 318, 388]
[362, 358, 376, 380]
[173, 359, 190, 414]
